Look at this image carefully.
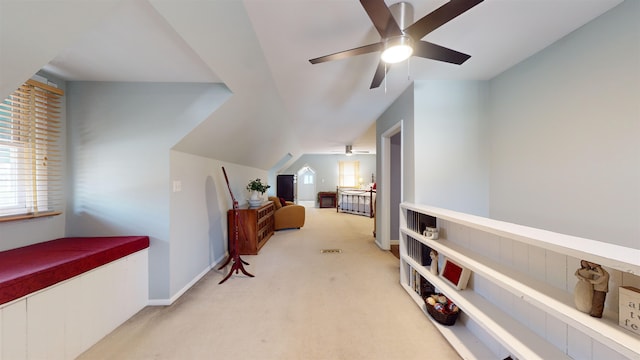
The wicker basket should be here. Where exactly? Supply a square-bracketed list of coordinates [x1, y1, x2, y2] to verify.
[424, 295, 459, 326]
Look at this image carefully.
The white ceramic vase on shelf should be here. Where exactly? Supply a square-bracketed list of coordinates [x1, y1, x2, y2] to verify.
[248, 191, 262, 207]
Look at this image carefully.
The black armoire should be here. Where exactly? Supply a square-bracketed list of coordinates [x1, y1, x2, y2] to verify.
[277, 174, 295, 202]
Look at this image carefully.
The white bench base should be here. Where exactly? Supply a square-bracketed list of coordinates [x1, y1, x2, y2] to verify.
[0, 249, 148, 360]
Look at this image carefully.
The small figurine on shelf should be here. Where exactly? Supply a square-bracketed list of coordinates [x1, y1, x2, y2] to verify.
[424, 227, 439, 239]
[574, 260, 594, 313]
[587, 261, 609, 318]
[430, 250, 439, 275]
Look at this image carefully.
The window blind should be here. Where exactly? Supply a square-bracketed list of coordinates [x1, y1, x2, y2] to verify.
[0, 79, 64, 221]
[338, 160, 360, 187]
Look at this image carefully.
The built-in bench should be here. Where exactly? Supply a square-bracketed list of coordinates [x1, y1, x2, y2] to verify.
[0, 236, 150, 359]
[0, 236, 149, 305]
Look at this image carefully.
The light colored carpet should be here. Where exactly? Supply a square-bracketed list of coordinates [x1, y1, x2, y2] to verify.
[78, 208, 460, 360]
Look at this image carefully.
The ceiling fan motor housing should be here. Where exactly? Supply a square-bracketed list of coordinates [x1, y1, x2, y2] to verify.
[389, 2, 414, 31]
[381, 3, 415, 63]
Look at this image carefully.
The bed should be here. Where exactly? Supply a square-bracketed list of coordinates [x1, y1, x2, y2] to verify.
[336, 186, 376, 218]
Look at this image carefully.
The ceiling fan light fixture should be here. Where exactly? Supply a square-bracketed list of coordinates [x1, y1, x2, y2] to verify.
[345, 145, 353, 156]
[381, 35, 413, 64]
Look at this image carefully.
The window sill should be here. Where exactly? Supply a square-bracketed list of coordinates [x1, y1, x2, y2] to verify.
[0, 211, 62, 223]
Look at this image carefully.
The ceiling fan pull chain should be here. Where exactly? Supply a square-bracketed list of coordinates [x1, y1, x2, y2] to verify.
[407, 57, 411, 81]
[384, 62, 387, 94]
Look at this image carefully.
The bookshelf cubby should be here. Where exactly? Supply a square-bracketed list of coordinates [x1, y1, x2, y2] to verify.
[400, 203, 640, 360]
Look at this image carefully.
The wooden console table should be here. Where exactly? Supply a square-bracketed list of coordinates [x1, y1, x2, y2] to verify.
[317, 192, 337, 208]
[227, 201, 275, 255]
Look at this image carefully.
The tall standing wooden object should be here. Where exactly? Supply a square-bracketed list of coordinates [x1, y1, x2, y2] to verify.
[218, 166, 254, 284]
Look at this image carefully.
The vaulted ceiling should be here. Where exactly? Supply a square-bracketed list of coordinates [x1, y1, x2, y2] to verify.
[0, 0, 623, 169]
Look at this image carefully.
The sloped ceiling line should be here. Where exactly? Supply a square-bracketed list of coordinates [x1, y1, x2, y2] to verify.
[1, 0, 624, 168]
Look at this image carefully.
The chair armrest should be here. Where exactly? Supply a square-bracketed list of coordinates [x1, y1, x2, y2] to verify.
[274, 204, 305, 230]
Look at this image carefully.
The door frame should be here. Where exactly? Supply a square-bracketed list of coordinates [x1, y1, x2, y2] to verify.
[378, 120, 403, 250]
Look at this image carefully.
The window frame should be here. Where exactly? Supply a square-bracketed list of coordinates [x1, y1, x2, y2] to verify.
[338, 160, 360, 188]
[0, 79, 63, 222]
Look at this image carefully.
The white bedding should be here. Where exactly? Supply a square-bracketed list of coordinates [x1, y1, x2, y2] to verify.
[338, 188, 376, 217]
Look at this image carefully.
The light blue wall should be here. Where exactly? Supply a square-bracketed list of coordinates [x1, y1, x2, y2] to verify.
[282, 154, 376, 196]
[377, 79, 489, 231]
[386, 1, 638, 249]
[66, 81, 231, 300]
[413, 80, 490, 216]
[488, 0, 639, 249]
[376, 84, 414, 244]
[377, 84, 415, 204]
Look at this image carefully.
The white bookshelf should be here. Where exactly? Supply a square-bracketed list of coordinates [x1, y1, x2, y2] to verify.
[399, 202, 640, 360]
[400, 277, 495, 360]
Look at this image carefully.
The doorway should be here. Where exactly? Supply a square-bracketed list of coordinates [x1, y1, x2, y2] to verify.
[297, 166, 316, 207]
[378, 121, 402, 250]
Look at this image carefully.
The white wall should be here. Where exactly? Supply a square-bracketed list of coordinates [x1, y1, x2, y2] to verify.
[413, 80, 490, 217]
[154, 0, 303, 170]
[169, 151, 267, 299]
[0, 1, 120, 99]
[66, 81, 231, 301]
[488, 0, 639, 249]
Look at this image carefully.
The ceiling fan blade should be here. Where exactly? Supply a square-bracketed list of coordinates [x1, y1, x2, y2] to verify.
[309, 42, 384, 64]
[370, 60, 390, 89]
[413, 41, 470, 65]
[360, 0, 402, 38]
[405, 0, 483, 40]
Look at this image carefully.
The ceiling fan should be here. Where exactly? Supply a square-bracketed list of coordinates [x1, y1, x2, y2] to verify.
[333, 145, 370, 156]
[309, 0, 483, 89]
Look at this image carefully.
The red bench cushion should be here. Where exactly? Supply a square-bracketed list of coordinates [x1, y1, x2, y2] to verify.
[0, 236, 149, 305]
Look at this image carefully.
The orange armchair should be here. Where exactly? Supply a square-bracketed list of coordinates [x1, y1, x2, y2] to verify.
[268, 197, 305, 230]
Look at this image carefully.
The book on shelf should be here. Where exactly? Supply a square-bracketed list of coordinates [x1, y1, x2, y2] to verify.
[407, 210, 436, 234]
[421, 243, 432, 266]
[407, 235, 432, 266]
[410, 267, 435, 298]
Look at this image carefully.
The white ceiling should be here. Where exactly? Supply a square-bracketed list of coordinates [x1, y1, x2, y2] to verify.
[42, 0, 623, 162]
[44, 0, 220, 83]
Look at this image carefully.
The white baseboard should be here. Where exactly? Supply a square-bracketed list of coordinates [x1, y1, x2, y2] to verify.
[148, 253, 227, 306]
[147, 299, 171, 306]
[375, 239, 399, 250]
[375, 238, 386, 250]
